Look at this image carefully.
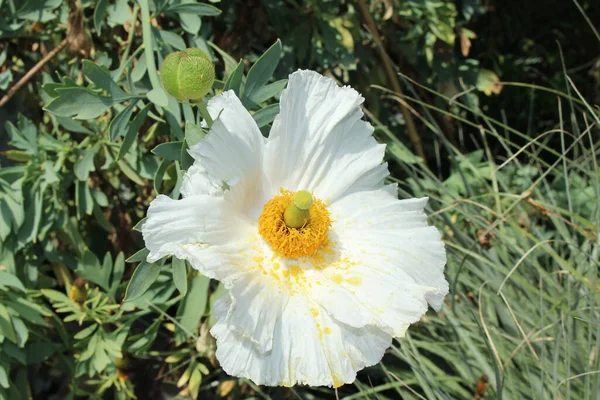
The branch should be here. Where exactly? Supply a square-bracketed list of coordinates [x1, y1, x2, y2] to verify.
[0, 38, 68, 108]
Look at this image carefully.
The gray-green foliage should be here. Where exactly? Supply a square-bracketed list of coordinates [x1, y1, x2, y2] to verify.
[0, 0, 287, 398]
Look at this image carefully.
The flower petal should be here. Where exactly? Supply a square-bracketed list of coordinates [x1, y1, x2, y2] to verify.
[211, 293, 391, 387]
[309, 189, 447, 336]
[143, 194, 286, 352]
[263, 70, 387, 203]
[142, 194, 249, 265]
[189, 90, 267, 216]
[331, 189, 448, 309]
[180, 163, 223, 198]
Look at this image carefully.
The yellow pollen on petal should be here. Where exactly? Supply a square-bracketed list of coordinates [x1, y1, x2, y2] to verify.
[258, 189, 331, 259]
[346, 276, 363, 286]
[289, 265, 301, 277]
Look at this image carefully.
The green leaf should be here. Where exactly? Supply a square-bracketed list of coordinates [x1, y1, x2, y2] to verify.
[75, 180, 94, 219]
[12, 317, 28, 347]
[93, 0, 110, 33]
[176, 274, 209, 341]
[181, 139, 194, 170]
[179, 13, 201, 34]
[83, 60, 131, 101]
[429, 21, 455, 45]
[0, 271, 25, 291]
[476, 69, 502, 96]
[1, 150, 29, 162]
[158, 30, 186, 50]
[147, 87, 169, 108]
[5, 297, 50, 326]
[387, 141, 422, 164]
[56, 116, 94, 134]
[77, 250, 111, 291]
[17, 190, 43, 246]
[123, 261, 161, 302]
[74, 324, 98, 340]
[43, 76, 77, 98]
[172, 257, 188, 295]
[185, 121, 205, 146]
[126, 248, 150, 263]
[74, 142, 101, 181]
[40, 289, 71, 304]
[5, 116, 38, 154]
[109, 252, 125, 299]
[165, 3, 221, 16]
[153, 159, 169, 193]
[252, 103, 280, 128]
[208, 42, 237, 78]
[152, 141, 183, 161]
[43, 160, 60, 184]
[25, 342, 57, 365]
[207, 282, 226, 328]
[118, 103, 151, 159]
[92, 188, 109, 207]
[0, 365, 8, 389]
[133, 217, 147, 232]
[109, 102, 136, 141]
[0, 202, 10, 241]
[249, 79, 287, 105]
[243, 40, 282, 107]
[223, 60, 244, 96]
[0, 303, 17, 343]
[131, 53, 147, 82]
[117, 159, 146, 186]
[44, 88, 112, 119]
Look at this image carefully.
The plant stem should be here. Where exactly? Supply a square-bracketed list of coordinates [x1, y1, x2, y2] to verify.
[121, 5, 140, 65]
[195, 100, 214, 128]
[138, 0, 161, 90]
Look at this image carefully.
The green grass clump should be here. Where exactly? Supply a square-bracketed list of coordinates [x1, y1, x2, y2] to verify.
[338, 78, 599, 400]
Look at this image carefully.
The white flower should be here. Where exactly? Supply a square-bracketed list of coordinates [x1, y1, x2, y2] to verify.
[142, 70, 448, 387]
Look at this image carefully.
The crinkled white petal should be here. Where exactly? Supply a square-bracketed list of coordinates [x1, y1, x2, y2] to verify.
[263, 70, 388, 203]
[142, 195, 286, 352]
[180, 163, 223, 198]
[326, 189, 448, 313]
[188, 90, 267, 217]
[211, 293, 392, 387]
[142, 194, 249, 265]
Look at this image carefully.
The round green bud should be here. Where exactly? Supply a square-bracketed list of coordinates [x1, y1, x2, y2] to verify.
[160, 48, 215, 101]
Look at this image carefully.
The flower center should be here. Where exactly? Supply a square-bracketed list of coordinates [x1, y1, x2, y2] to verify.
[258, 189, 331, 259]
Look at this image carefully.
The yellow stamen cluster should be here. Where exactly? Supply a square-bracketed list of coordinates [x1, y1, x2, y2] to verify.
[258, 189, 331, 259]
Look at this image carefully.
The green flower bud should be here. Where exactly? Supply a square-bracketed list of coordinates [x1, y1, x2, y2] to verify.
[160, 48, 215, 101]
[69, 278, 88, 304]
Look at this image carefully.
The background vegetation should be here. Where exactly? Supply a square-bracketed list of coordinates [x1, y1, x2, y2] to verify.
[0, 0, 599, 399]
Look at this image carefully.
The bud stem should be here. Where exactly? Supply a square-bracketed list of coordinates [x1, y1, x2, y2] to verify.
[195, 100, 214, 128]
